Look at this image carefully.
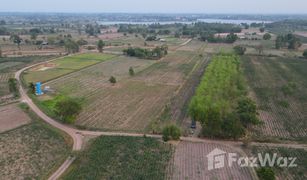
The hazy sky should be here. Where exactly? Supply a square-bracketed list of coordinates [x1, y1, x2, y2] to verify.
[0, 0, 305, 14]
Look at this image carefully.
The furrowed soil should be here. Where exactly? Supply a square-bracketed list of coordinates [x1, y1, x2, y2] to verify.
[242, 56, 307, 141]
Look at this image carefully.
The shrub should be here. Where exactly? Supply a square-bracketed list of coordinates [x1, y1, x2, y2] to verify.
[256, 167, 275, 180]
[109, 76, 117, 84]
[303, 49, 307, 59]
[263, 33, 272, 40]
[8, 78, 19, 98]
[129, 67, 135, 76]
[234, 45, 247, 55]
[162, 125, 181, 142]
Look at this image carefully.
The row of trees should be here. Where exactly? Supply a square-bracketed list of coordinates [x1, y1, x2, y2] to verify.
[123, 45, 168, 60]
[201, 32, 238, 43]
[189, 54, 259, 139]
[276, 33, 302, 50]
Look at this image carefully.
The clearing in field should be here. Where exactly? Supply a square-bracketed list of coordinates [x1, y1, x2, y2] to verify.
[0, 103, 31, 133]
[62, 136, 172, 180]
[23, 53, 116, 83]
[0, 105, 70, 179]
[168, 141, 255, 180]
[242, 56, 307, 141]
[40, 41, 206, 132]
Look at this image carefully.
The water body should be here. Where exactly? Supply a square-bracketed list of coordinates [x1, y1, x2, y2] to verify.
[97, 19, 271, 25]
[197, 19, 271, 25]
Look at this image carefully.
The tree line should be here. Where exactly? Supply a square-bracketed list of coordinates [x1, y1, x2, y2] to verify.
[189, 54, 259, 139]
[123, 45, 168, 60]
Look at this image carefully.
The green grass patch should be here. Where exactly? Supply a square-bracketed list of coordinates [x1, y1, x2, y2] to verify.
[62, 136, 172, 180]
[23, 53, 115, 83]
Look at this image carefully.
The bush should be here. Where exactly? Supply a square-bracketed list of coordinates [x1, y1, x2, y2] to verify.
[233, 45, 247, 55]
[256, 167, 275, 180]
[55, 97, 82, 123]
[8, 78, 19, 98]
[129, 67, 135, 76]
[303, 49, 307, 59]
[109, 76, 117, 84]
[162, 125, 181, 142]
[263, 33, 272, 40]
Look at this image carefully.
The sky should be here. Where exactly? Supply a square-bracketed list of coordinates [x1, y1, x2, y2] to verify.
[0, 0, 305, 14]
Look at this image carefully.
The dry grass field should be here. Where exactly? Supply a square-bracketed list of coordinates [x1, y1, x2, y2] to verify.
[242, 56, 307, 141]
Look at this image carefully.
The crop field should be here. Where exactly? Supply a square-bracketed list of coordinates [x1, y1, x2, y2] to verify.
[0, 103, 31, 133]
[168, 141, 255, 180]
[248, 146, 307, 180]
[23, 53, 115, 83]
[40, 41, 206, 132]
[0, 107, 70, 179]
[242, 56, 307, 141]
[62, 136, 172, 180]
[0, 73, 13, 97]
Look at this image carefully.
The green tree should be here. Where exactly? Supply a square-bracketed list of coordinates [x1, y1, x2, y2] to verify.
[64, 39, 79, 54]
[236, 97, 259, 127]
[129, 67, 135, 76]
[97, 40, 105, 53]
[0, 46, 2, 58]
[256, 167, 275, 180]
[162, 125, 181, 142]
[55, 98, 82, 124]
[303, 49, 307, 58]
[233, 45, 246, 55]
[259, 27, 265, 33]
[225, 33, 238, 43]
[275, 35, 284, 49]
[10, 34, 22, 49]
[8, 78, 19, 98]
[263, 33, 271, 40]
[222, 113, 245, 139]
[109, 76, 116, 84]
[28, 82, 35, 94]
[30, 32, 38, 41]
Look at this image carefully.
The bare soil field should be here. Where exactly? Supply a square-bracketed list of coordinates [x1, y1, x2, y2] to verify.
[242, 56, 307, 141]
[0, 112, 70, 179]
[168, 141, 254, 180]
[0, 103, 31, 133]
[294, 31, 307, 37]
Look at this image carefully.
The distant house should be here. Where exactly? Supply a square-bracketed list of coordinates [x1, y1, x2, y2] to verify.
[41, 41, 48, 45]
[160, 39, 166, 42]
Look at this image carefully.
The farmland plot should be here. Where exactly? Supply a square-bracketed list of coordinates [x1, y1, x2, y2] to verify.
[0, 107, 70, 179]
[62, 136, 172, 180]
[0, 103, 31, 133]
[168, 141, 254, 180]
[23, 53, 115, 83]
[242, 56, 307, 140]
[42, 41, 206, 132]
[248, 146, 307, 180]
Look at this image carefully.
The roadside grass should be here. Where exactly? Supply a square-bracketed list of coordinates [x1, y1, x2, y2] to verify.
[61, 136, 172, 180]
[0, 103, 71, 179]
[23, 53, 116, 83]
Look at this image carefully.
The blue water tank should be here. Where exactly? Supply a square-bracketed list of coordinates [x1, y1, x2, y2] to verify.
[35, 82, 43, 95]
